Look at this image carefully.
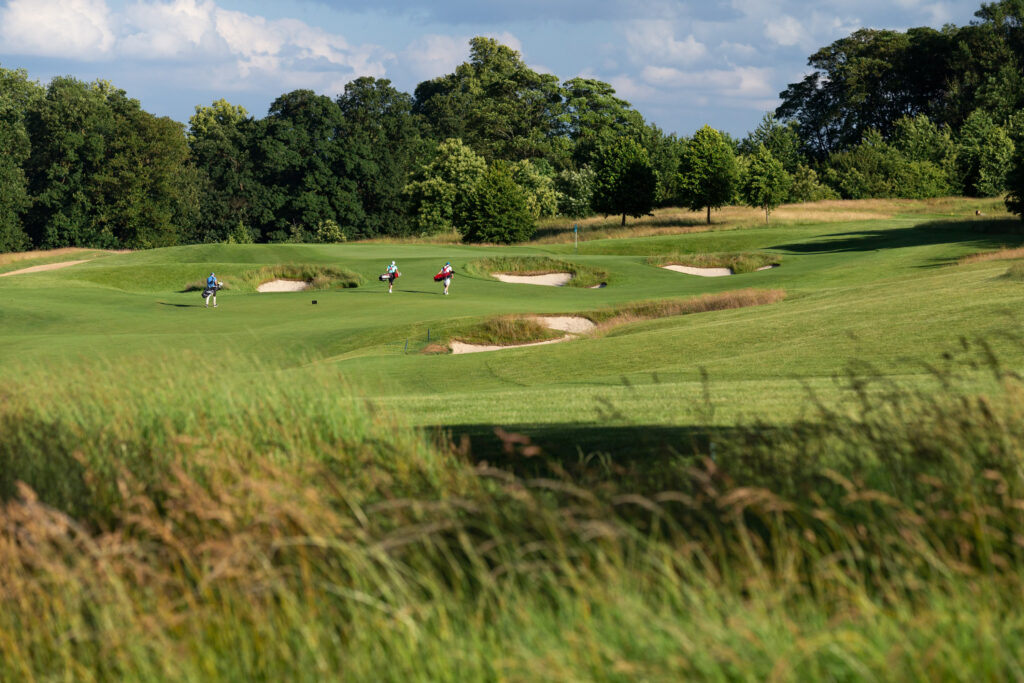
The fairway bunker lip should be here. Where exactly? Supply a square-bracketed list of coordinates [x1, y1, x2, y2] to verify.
[661, 265, 732, 277]
[257, 279, 311, 292]
[449, 315, 595, 354]
[493, 272, 573, 286]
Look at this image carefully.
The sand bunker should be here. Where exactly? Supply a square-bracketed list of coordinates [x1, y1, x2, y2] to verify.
[450, 338, 570, 354]
[756, 264, 778, 271]
[494, 272, 573, 286]
[661, 265, 732, 277]
[0, 260, 90, 277]
[257, 279, 310, 292]
[535, 316, 596, 334]
[450, 315, 595, 354]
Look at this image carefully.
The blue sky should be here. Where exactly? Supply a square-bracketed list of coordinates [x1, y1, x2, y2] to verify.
[0, 0, 986, 137]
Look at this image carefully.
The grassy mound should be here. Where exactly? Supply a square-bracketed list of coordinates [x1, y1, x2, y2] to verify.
[466, 256, 609, 288]
[585, 288, 786, 327]
[183, 264, 361, 292]
[450, 315, 565, 346]
[647, 251, 780, 274]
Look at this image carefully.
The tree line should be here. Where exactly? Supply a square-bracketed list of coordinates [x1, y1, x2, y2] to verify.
[2, 2, 1024, 253]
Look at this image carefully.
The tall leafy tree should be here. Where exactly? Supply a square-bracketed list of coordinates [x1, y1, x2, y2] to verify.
[0, 65, 41, 252]
[251, 90, 346, 242]
[23, 77, 197, 248]
[677, 125, 738, 224]
[403, 138, 486, 234]
[335, 77, 425, 238]
[458, 162, 535, 243]
[590, 138, 657, 226]
[187, 99, 261, 243]
[740, 145, 791, 222]
[414, 37, 564, 164]
[562, 77, 645, 167]
[955, 109, 1014, 196]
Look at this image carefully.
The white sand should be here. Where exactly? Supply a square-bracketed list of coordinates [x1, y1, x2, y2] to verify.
[0, 260, 90, 277]
[449, 315, 594, 354]
[536, 316, 596, 334]
[257, 279, 310, 292]
[661, 265, 732, 277]
[756, 264, 778, 271]
[450, 337, 570, 354]
[494, 272, 573, 286]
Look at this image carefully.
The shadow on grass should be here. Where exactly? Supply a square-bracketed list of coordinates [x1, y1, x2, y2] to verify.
[771, 218, 1024, 258]
[157, 301, 204, 308]
[436, 422, 729, 474]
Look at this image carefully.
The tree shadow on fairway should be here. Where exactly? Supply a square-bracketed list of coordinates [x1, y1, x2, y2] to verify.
[771, 219, 1024, 260]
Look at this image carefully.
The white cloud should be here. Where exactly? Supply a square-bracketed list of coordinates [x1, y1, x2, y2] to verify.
[640, 64, 774, 98]
[626, 21, 707, 65]
[400, 34, 467, 81]
[121, 0, 217, 58]
[0, 0, 115, 59]
[764, 16, 804, 47]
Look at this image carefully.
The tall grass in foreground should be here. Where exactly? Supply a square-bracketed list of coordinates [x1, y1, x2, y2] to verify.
[5, 347, 1024, 679]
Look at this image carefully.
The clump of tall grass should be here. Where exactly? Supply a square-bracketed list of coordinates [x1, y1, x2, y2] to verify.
[6, 342, 1024, 678]
[450, 315, 564, 346]
[960, 245, 1024, 266]
[585, 288, 785, 329]
[466, 256, 608, 288]
[182, 264, 361, 292]
[647, 251, 780, 274]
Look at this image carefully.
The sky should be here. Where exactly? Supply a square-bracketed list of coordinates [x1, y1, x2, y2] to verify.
[0, 0, 988, 138]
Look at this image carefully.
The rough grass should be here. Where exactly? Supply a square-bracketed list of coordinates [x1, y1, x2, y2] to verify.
[646, 251, 780, 274]
[6, 347, 1024, 678]
[534, 196, 1012, 244]
[585, 288, 786, 329]
[960, 245, 1024, 266]
[451, 315, 565, 346]
[183, 264, 362, 292]
[466, 256, 608, 288]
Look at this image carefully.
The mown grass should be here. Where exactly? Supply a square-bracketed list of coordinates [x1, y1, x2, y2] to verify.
[646, 251, 780, 273]
[182, 264, 362, 292]
[465, 256, 609, 288]
[4, 347, 1024, 679]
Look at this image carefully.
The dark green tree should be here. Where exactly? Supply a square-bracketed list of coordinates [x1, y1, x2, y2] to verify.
[23, 77, 197, 249]
[590, 138, 657, 226]
[251, 90, 346, 242]
[187, 99, 261, 243]
[562, 77, 646, 167]
[0, 65, 41, 252]
[955, 109, 1014, 196]
[740, 145, 791, 222]
[335, 77, 425, 238]
[677, 125, 738, 224]
[414, 37, 565, 164]
[458, 162, 535, 243]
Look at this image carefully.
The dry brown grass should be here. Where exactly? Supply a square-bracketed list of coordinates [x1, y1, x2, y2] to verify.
[533, 197, 1012, 245]
[958, 246, 1024, 265]
[0, 247, 102, 266]
[589, 289, 786, 331]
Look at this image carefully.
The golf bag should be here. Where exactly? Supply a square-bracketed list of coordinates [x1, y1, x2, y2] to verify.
[433, 269, 454, 282]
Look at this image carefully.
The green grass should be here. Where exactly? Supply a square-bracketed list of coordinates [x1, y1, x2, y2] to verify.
[5, 197, 1024, 678]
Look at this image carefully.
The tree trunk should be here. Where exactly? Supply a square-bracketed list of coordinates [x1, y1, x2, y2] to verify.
[621, 213, 626, 226]
[765, 208, 770, 223]
[706, 206, 711, 224]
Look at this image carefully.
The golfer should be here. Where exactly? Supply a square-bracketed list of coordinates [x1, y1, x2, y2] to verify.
[386, 260, 399, 293]
[440, 262, 453, 295]
[204, 272, 221, 308]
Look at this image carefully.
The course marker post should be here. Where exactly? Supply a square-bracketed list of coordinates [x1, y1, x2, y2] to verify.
[404, 339, 409, 353]
[574, 224, 578, 251]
